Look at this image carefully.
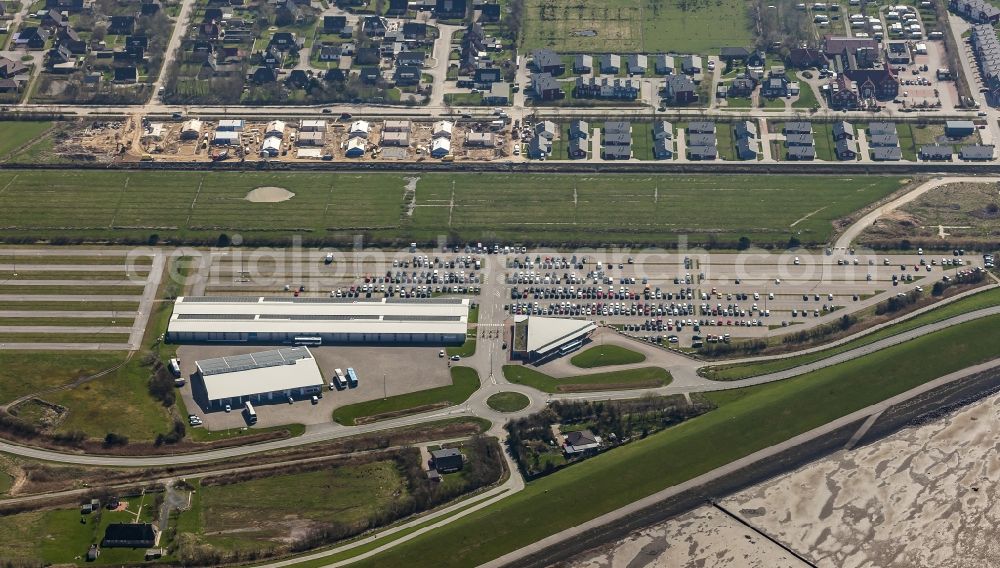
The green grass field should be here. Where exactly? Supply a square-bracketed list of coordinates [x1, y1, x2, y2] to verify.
[353, 315, 1000, 568]
[486, 392, 531, 412]
[522, 0, 754, 53]
[702, 286, 1000, 381]
[503, 365, 671, 392]
[191, 460, 407, 552]
[447, 339, 477, 358]
[0, 122, 51, 159]
[570, 345, 646, 368]
[0, 352, 128, 404]
[0, 171, 906, 246]
[332, 367, 480, 425]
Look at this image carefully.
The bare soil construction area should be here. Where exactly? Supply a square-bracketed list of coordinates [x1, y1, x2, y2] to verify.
[573, 389, 1000, 568]
[245, 187, 296, 203]
[859, 181, 1000, 246]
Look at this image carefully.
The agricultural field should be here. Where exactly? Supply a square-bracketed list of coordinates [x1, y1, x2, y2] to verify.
[522, 0, 754, 53]
[0, 122, 53, 159]
[0, 171, 908, 246]
[356, 314, 1000, 568]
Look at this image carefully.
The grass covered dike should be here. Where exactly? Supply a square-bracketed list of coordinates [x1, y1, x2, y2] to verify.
[353, 315, 1000, 568]
[503, 366, 671, 393]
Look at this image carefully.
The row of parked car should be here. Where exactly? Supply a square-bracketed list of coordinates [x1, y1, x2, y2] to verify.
[330, 284, 481, 298]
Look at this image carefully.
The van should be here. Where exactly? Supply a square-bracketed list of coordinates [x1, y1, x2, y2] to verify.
[168, 358, 181, 377]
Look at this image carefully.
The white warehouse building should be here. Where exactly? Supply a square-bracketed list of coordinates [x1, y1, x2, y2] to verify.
[167, 296, 470, 345]
[195, 346, 325, 408]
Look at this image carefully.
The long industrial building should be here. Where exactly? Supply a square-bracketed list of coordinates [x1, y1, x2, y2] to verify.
[195, 346, 325, 408]
[166, 296, 470, 345]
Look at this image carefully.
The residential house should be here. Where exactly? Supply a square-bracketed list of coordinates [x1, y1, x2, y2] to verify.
[113, 66, 137, 83]
[598, 54, 621, 74]
[57, 27, 86, 54]
[393, 65, 421, 86]
[259, 136, 282, 157]
[531, 72, 563, 100]
[688, 145, 718, 160]
[250, 65, 279, 84]
[318, 45, 340, 61]
[41, 9, 68, 30]
[653, 120, 673, 140]
[387, 0, 409, 15]
[869, 122, 897, 137]
[734, 120, 758, 140]
[15, 27, 50, 50]
[625, 53, 647, 75]
[785, 133, 814, 146]
[359, 66, 381, 84]
[108, 15, 135, 35]
[736, 137, 757, 160]
[349, 120, 371, 138]
[431, 448, 464, 472]
[140, 0, 161, 15]
[945, 120, 976, 138]
[0, 57, 29, 79]
[568, 137, 587, 159]
[0, 79, 19, 94]
[869, 133, 900, 147]
[832, 121, 855, 140]
[285, 69, 311, 89]
[919, 145, 953, 161]
[532, 49, 564, 75]
[784, 122, 811, 135]
[269, 32, 300, 51]
[355, 47, 381, 65]
[574, 54, 592, 74]
[574, 76, 639, 100]
[381, 131, 410, 146]
[483, 81, 510, 104]
[728, 76, 756, 97]
[362, 16, 389, 36]
[602, 139, 631, 160]
[720, 46, 751, 61]
[761, 75, 789, 98]
[44, 0, 83, 11]
[835, 138, 858, 160]
[787, 146, 816, 160]
[102, 524, 157, 548]
[788, 47, 826, 68]
[323, 16, 348, 35]
[569, 120, 589, 139]
[687, 121, 716, 134]
[687, 133, 716, 147]
[527, 135, 551, 158]
[465, 132, 495, 147]
[951, 0, 1000, 24]
[481, 3, 501, 22]
[402, 22, 428, 40]
[959, 144, 995, 160]
[653, 54, 674, 75]
[826, 74, 860, 109]
[435, 0, 468, 18]
[561, 432, 602, 456]
[681, 54, 702, 74]
[654, 137, 673, 159]
[384, 120, 412, 132]
[345, 137, 366, 158]
[473, 66, 501, 85]
[46, 44, 75, 71]
[871, 146, 903, 160]
[433, 120, 454, 138]
[534, 120, 557, 140]
[216, 119, 243, 132]
[661, 74, 697, 104]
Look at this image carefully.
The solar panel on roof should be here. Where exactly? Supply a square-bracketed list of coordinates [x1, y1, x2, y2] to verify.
[182, 296, 259, 303]
[196, 347, 314, 376]
[175, 314, 257, 320]
[383, 315, 463, 321]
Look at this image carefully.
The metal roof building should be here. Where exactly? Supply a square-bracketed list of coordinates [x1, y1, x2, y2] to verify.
[513, 315, 597, 360]
[167, 296, 470, 345]
[195, 346, 325, 407]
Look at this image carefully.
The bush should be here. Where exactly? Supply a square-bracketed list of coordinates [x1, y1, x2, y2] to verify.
[103, 432, 129, 447]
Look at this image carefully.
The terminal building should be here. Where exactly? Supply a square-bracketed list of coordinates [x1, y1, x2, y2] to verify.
[166, 296, 470, 345]
[194, 346, 325, 408]
[512, 316, 598, 361]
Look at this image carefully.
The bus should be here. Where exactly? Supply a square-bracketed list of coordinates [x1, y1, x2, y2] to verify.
[346, 368, 359, 388]
[331, 369, 348, 390]
[558, 340, 583, 356]
[243, 401, 257, 425]
[293, 336, 322, 346]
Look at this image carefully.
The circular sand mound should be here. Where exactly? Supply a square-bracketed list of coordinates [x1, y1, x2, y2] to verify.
[245, 186, 295, 203]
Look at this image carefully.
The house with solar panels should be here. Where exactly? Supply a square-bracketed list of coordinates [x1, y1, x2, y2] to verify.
[193, 346, 325, 408]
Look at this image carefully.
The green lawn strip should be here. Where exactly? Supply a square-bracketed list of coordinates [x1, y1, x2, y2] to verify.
[468, 305, 479, 324]
[0, 333, 131, 343]
[0, 317, 135, 327]
[332, 367, 480, 425]
[503, 366, 671, 393]
[446, 339, 476, 358]
[0, 122, 51, 158]
[0, 270, 148, 280]
[0, 301, 141, 311]
[812, 122, 835, 161]
[187, 422, 306, 443]
[353, 316, 1000, 568]
[485, 392, 530, 413]
[570, 345, 646, 368]
[791, 81, 820, 109]
[703, 286, 1000, 381]
[0, 351, 125, 404]
[262, 488, 509, 568]
[0, 255, 152, 265]
[0, 285, 145, 295]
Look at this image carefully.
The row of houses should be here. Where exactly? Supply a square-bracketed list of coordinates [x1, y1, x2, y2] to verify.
[971, 24, 1000, 104]
[734, 120, 758, 160]
[950, 0, 1000, 24]
[686, 121, 717, 161]
[531, 49, 686, 77]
